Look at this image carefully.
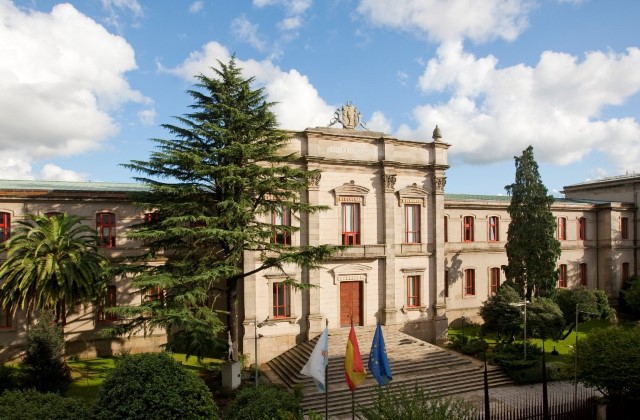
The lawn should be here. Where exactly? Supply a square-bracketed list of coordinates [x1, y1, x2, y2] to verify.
[66, 353, 223, 402]
[447, 318, 636, 380]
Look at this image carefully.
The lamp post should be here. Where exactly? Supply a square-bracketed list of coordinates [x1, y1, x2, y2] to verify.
[510, 300, 529, 360]
[574, 305, 598, 405]
[254, 319, 276, 388]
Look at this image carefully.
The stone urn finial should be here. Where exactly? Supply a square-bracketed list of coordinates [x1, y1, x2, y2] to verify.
[432, 125, 442, 141]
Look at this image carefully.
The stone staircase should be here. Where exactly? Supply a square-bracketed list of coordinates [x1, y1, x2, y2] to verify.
[263, 326, 513, 419]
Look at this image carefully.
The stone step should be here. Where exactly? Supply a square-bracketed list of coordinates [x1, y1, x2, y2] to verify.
[263, 327, 514, 418]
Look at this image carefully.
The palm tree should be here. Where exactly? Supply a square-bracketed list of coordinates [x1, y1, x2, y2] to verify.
[0, 213, 108, 322]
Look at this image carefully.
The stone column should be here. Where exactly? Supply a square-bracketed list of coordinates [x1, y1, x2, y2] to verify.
[432, 174, 448, 343]
[306, 171, 324, 336]
[382, 172, 398, 325]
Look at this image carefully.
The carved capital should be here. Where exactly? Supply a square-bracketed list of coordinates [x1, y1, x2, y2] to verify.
[383, 174, 397, 192]
[308, 172, 321, 190]
[433, 177, 446, 194]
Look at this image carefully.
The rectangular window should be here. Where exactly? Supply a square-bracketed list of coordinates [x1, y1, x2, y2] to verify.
[621, 217, 629, 240]
[578, 217, 586, 240]
[144, 285, 163, 302]
[0, 307, 11, 329]
[272, 207, 291, 245]
[558, 217, 566, 240]
[444, 270, 449, 298]
[407, 275, 420, 307]
[463, 216, 474, 242]
[488, 216, 499, 242]
[0, 212, 10, 242]
[490, 267, 500, 295]
[464, 269, 475, 296]
[444, 216, 448, 243]
[342, 203, 360, 245]
[144, 212, 160, 223]
[99, 285, 117, 322]
[558, 264, 567, 288]
[273, 282, 291, 318]
[579, 263, 587, 286]
[622, 262, 630, 284]
[96, 213, 116, 248]
[405, 204, 421, 243]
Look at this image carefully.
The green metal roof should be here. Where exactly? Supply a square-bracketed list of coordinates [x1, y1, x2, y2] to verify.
[0, 179, 146, 193]
[445, 193, 511, 202]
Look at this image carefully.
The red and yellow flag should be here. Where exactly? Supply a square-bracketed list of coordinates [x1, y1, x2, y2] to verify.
[344, 324, 367, 390]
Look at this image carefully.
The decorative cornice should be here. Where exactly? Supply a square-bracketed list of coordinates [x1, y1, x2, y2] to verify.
[333, 180, 370, 205]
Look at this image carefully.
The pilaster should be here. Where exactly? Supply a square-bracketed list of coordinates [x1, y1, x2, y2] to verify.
[382, 170, 398, 325]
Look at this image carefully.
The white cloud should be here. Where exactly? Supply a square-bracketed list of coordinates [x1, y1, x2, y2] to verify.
[189, 1, 204, 13]
[231, 15, 267, 51]
[254, 0, 312, 35]
[278, 16, 301, 31]
[138, 108, 157, 126]
[0, 2, 147, 177]
[101, 0, 143, 16]
[40, 164, 87, 182]
[101, 0, 144, 31]
[366, 111, 392, 133]
[161, 41, 335, 130]
[357, 0, 534, 44]
[401, 42, 640, 173]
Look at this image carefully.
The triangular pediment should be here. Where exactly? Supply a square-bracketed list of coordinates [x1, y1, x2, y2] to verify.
[333, 180, 370, 205]
[396, 183, 429, 206]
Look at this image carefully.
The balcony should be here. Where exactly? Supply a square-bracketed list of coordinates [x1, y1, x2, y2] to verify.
[334, 244, 386, 259]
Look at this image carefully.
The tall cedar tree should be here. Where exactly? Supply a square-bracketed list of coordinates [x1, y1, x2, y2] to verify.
[503, 146, 561, 299]
[111, 59, 336, 358]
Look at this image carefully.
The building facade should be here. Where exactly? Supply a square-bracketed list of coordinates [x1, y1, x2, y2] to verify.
[0, 122, 636, 363]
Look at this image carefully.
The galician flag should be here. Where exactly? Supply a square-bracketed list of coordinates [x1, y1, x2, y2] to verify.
[368, 323, 392, 386]
[300, 327, 329, 393]
[344, 324, 367, 390]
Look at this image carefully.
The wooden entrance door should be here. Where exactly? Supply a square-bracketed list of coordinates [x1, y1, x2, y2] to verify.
[340, 281, 362, 327]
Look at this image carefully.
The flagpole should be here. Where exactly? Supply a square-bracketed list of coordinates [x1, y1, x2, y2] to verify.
[350, 315, 355, 420]
[325, 318, 329, 420]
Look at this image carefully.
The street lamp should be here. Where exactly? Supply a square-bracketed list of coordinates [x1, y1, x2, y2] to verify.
[574, 305, 598, 404]
[510, 300, 529, 360]
[254, 319, 276, 388]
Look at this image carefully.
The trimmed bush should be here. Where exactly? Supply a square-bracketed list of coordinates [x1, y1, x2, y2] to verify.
[93, 352, 218, 419]
[21, 311, 71, 393]
[223, 385, 302, 420]
[357, 383, 477, 419]
[0, 389, 90, 420]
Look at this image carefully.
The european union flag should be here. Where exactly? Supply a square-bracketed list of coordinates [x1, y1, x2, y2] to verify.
[368, 323, 392, 386]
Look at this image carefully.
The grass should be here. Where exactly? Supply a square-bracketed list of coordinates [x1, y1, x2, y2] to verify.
[447, 319, 631, 368]
[65, 353, 224, 402]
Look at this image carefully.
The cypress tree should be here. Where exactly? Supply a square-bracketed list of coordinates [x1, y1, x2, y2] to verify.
[503, 146, 561, 299]
[110, 58, 336, 358]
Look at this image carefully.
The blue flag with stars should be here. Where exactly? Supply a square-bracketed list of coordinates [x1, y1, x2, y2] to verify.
[368, 323, 392, 386]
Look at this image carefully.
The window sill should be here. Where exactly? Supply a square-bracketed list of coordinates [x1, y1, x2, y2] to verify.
[267, 316, 297, 324]
[401, 305, 426, 313]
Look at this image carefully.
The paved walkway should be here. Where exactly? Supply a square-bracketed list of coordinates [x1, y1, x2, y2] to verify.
[458, 380, 601, 412]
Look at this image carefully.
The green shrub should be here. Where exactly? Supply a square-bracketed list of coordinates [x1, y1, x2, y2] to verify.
[578, 326, 640, 398]
[621, 276, 640, 318]
[223, 385, 302, 420]
[357, 383, 476, 419]
[21, 311, 71, 393]
[0, 389, 90, 420]
[93, 352, 218, 419]
[448, 335, 487, 356]
[0, 364, 17, 393]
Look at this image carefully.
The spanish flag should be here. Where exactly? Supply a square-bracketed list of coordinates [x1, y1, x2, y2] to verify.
[344, 324, 367, 390]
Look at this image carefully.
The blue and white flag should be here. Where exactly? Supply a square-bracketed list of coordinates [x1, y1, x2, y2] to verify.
[300, 327, 329, 393]
[368, 323, 392, 386]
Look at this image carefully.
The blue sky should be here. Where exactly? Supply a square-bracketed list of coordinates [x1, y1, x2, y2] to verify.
[2, 0, 640, 195]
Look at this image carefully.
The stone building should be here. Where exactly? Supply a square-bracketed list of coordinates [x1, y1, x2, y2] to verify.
[0, 115, 636, 363]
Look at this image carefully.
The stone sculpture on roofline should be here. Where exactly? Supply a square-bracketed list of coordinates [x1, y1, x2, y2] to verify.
[329, 101, 369, 130]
